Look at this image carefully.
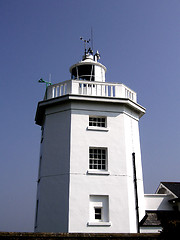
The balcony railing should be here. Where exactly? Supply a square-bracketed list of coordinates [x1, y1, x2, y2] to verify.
[45, 79, 137, 102]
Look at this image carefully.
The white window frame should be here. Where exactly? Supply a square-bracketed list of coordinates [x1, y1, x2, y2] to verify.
[88, 195, 111, 226]
[94, 207, 102, 221]
[88, 147, 109, 175]
[87, 116, 109, 132]
[89, 116, 107, 127]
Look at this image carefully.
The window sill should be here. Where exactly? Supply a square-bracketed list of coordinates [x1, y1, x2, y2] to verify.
[87, 170, 110, 175]
[87, 126, 109, 132]
[87, 222, 111, 226]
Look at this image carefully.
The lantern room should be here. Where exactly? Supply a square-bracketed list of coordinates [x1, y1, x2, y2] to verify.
[69, 50, 107, 82]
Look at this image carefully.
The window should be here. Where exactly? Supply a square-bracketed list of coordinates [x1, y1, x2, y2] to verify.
[95, 208, 102, 220]
[89, 116, 106, 128]
[89, 148, 107, 170]
[88, 195, 111, 226]
[71, 64, 95, 81]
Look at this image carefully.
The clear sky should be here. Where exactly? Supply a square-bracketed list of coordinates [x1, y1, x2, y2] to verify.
[0, 0, 180, 232]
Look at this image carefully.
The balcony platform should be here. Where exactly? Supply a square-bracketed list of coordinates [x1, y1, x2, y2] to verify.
[45, 79, 137, 103]
[35, 81, 145, 126]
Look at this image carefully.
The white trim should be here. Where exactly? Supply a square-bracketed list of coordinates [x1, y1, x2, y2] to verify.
[87, 222, 111, 226]
[144, 194, 169, 197]
[87, 170, 110, 175]
[94, 202, 103, 207]
[87, 126, 109, 132]
[156, 183, 177, 198]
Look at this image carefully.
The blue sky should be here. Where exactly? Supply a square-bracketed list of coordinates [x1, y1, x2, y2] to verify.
[0, 0, 180, 232]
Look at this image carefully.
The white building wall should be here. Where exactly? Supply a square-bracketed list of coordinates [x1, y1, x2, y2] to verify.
[144, 194, 173, 211]
[35, 104, 71, 232]
[68, 101, 145, 233]
[35, 97, 145, 233]
[123, 111, 145, 230]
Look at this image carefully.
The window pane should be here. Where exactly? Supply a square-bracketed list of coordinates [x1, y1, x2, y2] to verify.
[94, 149, 97, 154]
[102, 149, 106, 154]
[89, 116, 106, 128]
[95, 208, 102, 220]
[89, 147, 107, 170]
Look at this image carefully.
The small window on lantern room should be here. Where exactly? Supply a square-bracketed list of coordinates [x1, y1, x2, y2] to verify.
[71, 65, 95, 81]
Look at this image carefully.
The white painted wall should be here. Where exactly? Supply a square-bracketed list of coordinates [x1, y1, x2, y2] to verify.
[68, 101, 145, 233]
[35, 96, 145, 233]
[123, 112, 145, 223]
[35, 104, 71, 232]
[144, 194, 173, 211]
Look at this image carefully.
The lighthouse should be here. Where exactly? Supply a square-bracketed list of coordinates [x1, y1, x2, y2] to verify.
[34, 44, 146, 233]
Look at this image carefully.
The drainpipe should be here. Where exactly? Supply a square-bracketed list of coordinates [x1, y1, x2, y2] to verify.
[132, 152, 140, 233]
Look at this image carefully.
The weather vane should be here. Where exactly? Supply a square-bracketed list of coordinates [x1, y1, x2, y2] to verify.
[38, 78, 52, 88]
[80, 37, 91, 55]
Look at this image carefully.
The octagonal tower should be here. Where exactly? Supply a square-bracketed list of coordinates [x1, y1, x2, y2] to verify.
[35, 48, 146, 233]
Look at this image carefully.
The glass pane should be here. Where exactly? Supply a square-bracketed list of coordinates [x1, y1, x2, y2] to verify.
[95, 208, 102, 220]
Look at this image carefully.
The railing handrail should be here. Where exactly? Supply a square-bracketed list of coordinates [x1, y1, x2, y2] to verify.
[45, 79, 137, 102]
[47, 79, 136, 94]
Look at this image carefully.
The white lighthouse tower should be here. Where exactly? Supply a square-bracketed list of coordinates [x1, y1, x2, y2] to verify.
[34, 44, 146, 233]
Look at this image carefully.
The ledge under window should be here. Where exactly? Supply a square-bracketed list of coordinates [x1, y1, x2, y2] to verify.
[87, 170, 110, 175]
[87, 222, 111, 226]
[87, 126, 109, 132]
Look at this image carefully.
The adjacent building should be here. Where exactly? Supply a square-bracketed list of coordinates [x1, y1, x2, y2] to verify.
[140, 182, 180, 233]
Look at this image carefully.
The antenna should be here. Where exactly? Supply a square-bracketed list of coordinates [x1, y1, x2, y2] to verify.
[91, 27, 94, 52]
[49, 73, 52, 84]
[80, 37, 90, 55]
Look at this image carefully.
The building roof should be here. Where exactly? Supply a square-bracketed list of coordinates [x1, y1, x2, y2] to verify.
[160, 182, 180, 198]
[140, 212, 161, 227]
[156, 182, 180, 198]
[140, 211, 180, 227]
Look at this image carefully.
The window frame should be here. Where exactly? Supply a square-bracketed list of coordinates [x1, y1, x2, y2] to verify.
[88, 195, 111, 226]
[87, 116, 109, 132]
[89, 147, 108, 171]
[89, 116, 107, 128]
[94, 207, 102, 221]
